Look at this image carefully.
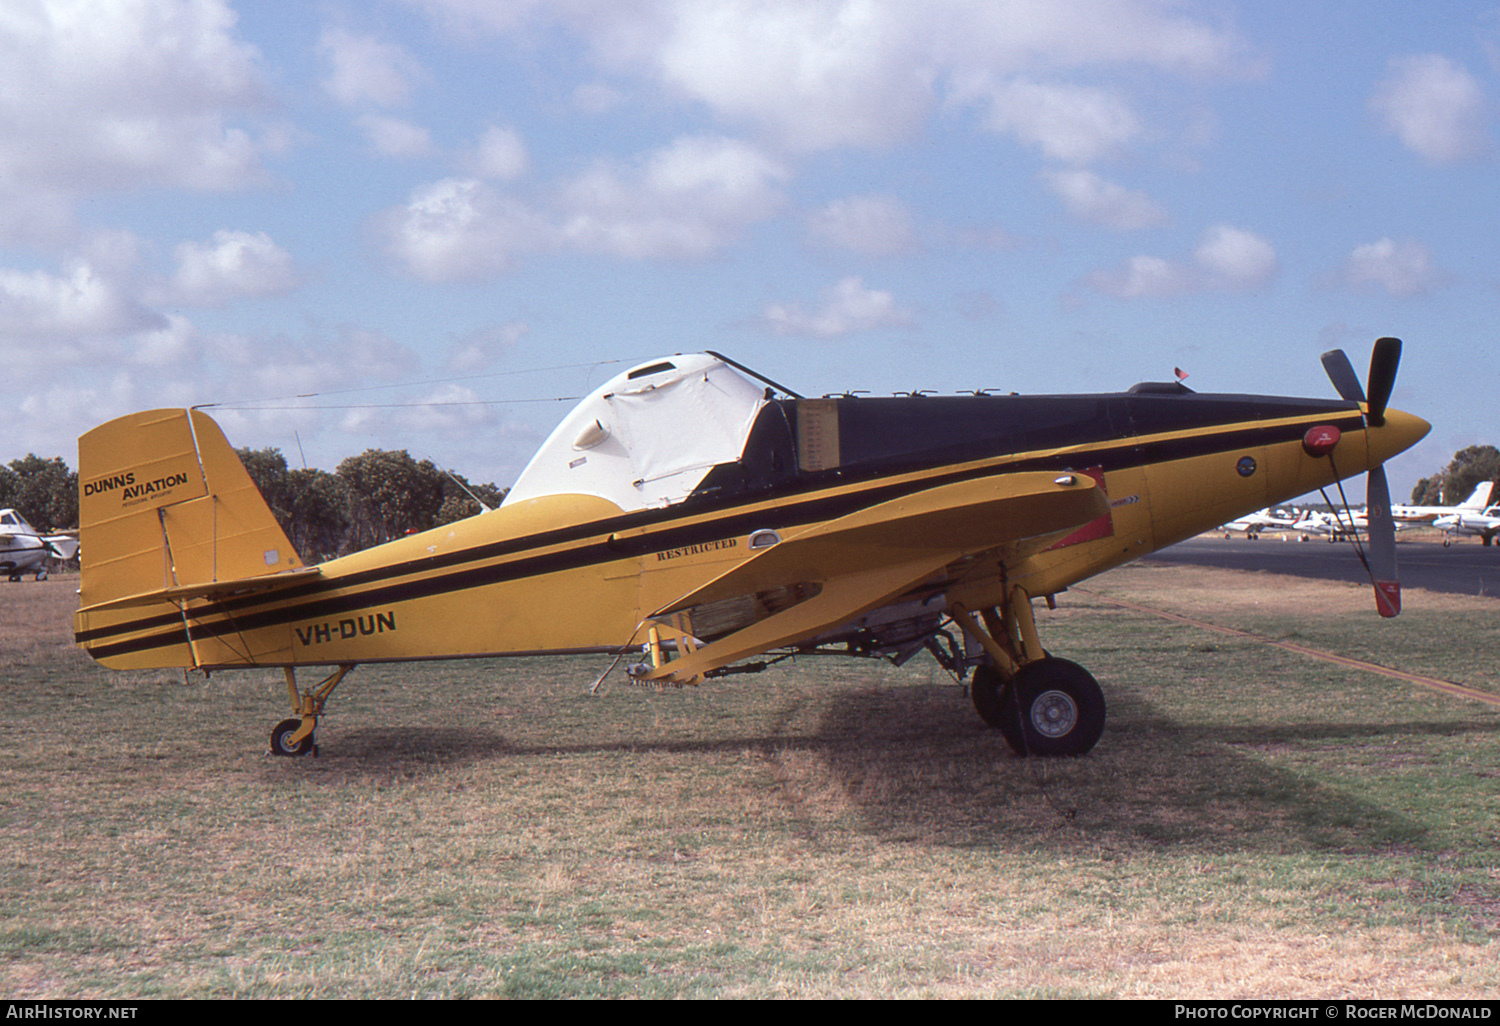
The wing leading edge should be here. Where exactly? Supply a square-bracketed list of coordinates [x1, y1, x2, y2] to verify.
[642, 471, 1107, 682]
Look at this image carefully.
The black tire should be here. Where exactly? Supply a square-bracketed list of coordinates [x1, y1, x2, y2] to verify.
[270, 718, 315, 757]
[1006, 658, 1106, 757]
[970, 665, 1025, 751]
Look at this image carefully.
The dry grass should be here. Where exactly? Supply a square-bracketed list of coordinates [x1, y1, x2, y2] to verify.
[2, 568, 1498, 998]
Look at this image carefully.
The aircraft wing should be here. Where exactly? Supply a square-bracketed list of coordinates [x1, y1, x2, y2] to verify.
[78, 566, 323, 614]
[641, 470, 1106, 682]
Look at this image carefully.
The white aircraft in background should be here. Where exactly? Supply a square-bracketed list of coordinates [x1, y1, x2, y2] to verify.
[1293, 509, 1368, 542]
[1294, 507, 1413, 543]
[1433, 504, 1500, 546]
[1220, 508, 1298, 538]
[1391, 481, 1494, 524]
[0, 509, 79, 581]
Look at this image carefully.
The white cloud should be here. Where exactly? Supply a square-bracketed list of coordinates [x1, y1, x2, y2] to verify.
[762, 276, 913, 338]
[0, 261, 162, 348]
[957, 76, 1140, 164]
[1338, 238, 1444, 297]
[1085, 254, 1189, 299]
[0, 0, 274, 241]
[381, 135, 787, 278]
[163, 230, 300, 307]
[806, 194, 920, 256]
[559, 135, 787, 259]
[379, 177, 546, 281]
[132, 313, 202, 366]
[1042, 169, 1168, 230]
[403, 0, 1248, 153]
[1371, 54, 1491, 163]
[358, 115, 436, 159]
[1193, 224, 1277, 287]
[319, 27, 424, 108]
[1085, 224, 1277, 298]
[648, 1, 932, 151]
[469, 126, 530, 181]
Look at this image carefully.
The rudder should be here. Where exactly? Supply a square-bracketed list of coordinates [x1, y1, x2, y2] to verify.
[78, 408, 304, 608]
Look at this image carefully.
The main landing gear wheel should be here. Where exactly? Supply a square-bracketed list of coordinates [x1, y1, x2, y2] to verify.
[270, 718, 317, 757]
[974, 658, 1105, 757]
[970, 664, 1025, 751]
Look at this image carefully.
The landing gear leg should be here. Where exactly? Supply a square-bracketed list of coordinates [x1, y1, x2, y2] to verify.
[951, 588, 1106, 757]
[269, 664, 355, 757]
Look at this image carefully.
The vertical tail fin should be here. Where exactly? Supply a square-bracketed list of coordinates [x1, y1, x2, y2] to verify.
[1460, 481, 1494, 511]
[78, 408, 304, 608]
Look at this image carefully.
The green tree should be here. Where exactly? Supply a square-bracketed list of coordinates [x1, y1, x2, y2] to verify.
[284, 467, 349, 563]
[235, 447, 350, 563]
[336, 449, 447, 552]
[435, 472, 507, 526]
[1409, 475, 1443, 506]
[1434, 445, 1500, 506]
[3, 455, 78, 531]
[236, 447, 293, 524]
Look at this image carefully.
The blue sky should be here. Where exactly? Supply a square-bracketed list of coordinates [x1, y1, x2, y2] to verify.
[3, 1, 1497, 500]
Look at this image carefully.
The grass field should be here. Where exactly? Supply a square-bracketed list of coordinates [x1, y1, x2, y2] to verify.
[3, 559, 1498, 998]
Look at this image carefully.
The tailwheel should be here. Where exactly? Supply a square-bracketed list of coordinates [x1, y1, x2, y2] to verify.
[1006, 658, 1105, 757]
[270, 717, 317, 757]
[272, 664, 354, 756]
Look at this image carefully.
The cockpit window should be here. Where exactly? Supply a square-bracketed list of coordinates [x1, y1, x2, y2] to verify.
[627, 361, 677, 380]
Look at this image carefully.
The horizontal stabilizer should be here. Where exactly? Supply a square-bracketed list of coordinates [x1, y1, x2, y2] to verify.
[43, 535, 80, 561]
[79, 565, 322, 614]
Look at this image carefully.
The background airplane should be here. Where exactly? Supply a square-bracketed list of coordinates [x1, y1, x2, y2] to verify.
[1391, 481, 1494, 524]
[1433, 504, 1500, 546]
[1220, 508, 1297, 539]
[0, 509, 79, 581]
[1290, 509, 1365, 542]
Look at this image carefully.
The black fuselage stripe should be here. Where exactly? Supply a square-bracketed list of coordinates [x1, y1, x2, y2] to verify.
[78, 412, 1359, 658]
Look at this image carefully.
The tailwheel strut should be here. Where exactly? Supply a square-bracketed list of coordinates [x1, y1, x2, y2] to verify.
[950, 588, 1105, 757]
[270, 664, 356, 757]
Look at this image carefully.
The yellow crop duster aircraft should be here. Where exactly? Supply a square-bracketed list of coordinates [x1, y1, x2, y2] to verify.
[74, 339, 1427, 758]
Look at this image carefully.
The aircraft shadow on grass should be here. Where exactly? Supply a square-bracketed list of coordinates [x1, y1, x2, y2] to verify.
[260, 683, 1494, 857]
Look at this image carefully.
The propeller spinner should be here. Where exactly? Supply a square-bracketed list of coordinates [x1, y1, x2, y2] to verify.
[1320, 337, 1403, 616]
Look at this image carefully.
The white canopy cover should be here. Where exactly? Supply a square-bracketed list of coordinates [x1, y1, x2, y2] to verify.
[503, 354, 768, 512]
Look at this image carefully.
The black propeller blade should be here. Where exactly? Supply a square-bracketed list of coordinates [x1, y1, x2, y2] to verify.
[1320, 337, 1404, 616]
[1321, 348, 1365, 405]
[1365, 336, 1401, 427]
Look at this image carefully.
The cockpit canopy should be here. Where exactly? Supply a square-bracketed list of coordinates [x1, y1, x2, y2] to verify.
[503, 354, 768, 512]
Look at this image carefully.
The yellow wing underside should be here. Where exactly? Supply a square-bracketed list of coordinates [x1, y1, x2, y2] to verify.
[641, 471, 1107, 682]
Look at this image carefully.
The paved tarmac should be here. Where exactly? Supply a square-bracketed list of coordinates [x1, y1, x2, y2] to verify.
[1142, 534, 1500, 600]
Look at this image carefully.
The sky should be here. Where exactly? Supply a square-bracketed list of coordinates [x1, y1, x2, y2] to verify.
[2, 0, 1498, 501]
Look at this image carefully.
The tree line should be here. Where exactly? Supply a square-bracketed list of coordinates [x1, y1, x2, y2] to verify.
[235, 447, 507, 563]
[1408, 445, 1500, 507]
[0, 448, 507, 563]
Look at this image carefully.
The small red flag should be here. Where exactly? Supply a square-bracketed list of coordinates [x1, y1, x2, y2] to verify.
[1174, 367, 1189, 381]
